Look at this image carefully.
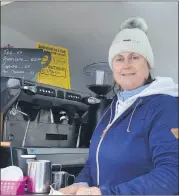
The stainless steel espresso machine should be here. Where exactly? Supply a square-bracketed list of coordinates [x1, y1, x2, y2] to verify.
[2, 79, 93, 166]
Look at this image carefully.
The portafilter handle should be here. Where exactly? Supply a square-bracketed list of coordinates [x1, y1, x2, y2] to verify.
[82, 96, 101, 105]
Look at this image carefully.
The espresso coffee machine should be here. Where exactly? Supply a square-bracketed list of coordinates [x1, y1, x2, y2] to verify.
[2, 79, 94, 166]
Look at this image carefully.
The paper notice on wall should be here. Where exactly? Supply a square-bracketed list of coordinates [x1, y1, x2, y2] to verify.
[36, 42, 71, 89]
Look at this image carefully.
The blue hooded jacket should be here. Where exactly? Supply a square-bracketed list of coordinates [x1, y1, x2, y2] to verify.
[75, 77, 179, 195]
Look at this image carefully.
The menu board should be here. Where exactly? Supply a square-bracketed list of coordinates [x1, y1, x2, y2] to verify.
[1, 48, 51, 80]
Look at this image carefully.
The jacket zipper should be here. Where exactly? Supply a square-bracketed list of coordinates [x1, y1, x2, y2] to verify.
[96, 124, 111, 186]
[96, 98, 142, 186]
[96, 98, 114, 187]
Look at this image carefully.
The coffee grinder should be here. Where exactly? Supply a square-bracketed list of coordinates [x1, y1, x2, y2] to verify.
[83, 62, 113, 132]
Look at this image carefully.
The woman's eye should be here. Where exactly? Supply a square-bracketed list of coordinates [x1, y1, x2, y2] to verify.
[132, 56, 139, 60]
[116, 58, 123, 62]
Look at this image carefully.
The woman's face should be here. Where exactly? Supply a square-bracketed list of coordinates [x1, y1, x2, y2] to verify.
[112, 52, 150, 91]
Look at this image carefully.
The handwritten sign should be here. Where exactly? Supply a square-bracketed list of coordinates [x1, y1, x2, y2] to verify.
[36, 42, 71, 89]
[1, 48, 51, 80]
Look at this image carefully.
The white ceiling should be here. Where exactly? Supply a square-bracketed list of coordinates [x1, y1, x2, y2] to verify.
[1, 1, 178, 92]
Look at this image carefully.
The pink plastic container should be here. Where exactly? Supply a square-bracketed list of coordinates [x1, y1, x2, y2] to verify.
[0, 176, 28, 195]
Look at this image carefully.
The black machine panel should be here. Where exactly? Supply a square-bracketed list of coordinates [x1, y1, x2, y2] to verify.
[65, 92, 81, 102]
[19, 80, 91, 112]
[36, 86, 56, 97]
[57, 90, 65, 99]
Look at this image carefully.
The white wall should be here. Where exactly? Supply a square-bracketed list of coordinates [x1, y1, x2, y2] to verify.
[1, 26, 35, 48]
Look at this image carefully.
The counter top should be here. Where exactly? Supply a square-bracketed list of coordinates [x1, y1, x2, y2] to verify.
[27, 147, 89, 154]
[25, 189, 49, 195]
[25, 192, 49, 195]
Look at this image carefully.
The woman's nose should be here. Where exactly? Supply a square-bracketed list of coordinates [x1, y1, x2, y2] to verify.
[123, 59, 130, 67]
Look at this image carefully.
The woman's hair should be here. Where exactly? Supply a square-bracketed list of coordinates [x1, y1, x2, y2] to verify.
[112, 73, 155, 95]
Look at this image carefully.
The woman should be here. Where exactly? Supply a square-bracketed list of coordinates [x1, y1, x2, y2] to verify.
[60, 17, 178, 195]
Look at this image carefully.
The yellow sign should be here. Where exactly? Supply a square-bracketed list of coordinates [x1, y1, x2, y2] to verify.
[36, 42, 71, 89]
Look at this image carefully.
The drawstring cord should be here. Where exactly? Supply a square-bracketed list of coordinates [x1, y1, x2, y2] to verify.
[127, 99, 142, 132]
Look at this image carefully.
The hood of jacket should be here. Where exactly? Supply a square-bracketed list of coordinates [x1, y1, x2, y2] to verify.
[129, 77, 178, 100]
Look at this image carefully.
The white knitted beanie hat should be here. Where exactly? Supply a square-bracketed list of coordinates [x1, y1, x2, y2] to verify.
[108, 17, 154, 69]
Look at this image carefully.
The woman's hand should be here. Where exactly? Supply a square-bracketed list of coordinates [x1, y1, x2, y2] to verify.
[59, 184, 88, 195]
[76, 187, 102, 195]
